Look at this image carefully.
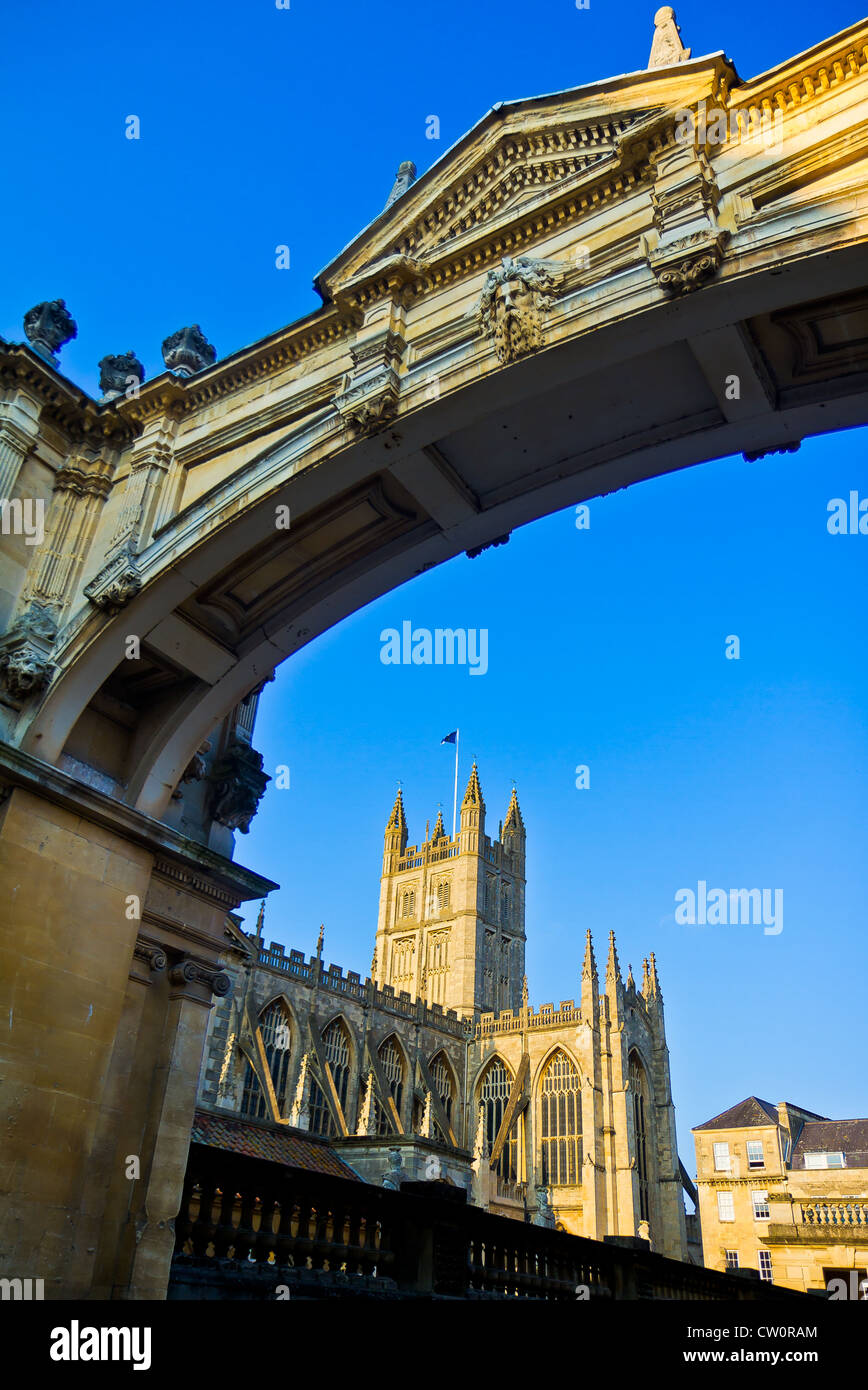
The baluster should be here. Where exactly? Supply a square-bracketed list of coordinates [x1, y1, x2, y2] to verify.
[190, 1177, 218, 1257]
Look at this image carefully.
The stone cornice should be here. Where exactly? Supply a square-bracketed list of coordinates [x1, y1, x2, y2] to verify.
[0, 739, 277, 903]
[732, 18, 868, 109]
[0, 342, 134, 447]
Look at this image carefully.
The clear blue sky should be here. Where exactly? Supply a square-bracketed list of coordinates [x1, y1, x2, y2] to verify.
[3, 0, 866, 1165]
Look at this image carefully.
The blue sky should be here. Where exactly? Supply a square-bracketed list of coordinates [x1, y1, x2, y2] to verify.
[3, 0, 866, 1164]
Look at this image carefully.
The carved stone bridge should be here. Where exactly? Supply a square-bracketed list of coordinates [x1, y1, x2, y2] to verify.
[2, 13, 867, 1299]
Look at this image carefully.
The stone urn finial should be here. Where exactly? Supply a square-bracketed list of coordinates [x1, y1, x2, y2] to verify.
[161, 324, 217, 378]
[98, 351, 145, 402]
[23, 299, 77, 366]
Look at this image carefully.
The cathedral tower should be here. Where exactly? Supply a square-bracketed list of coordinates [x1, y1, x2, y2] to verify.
[373, 765, 527, 1020]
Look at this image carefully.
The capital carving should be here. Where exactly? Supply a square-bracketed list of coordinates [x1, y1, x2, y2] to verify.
[208, 737, 270, 833]
[134, 938, 168, 973]
[161, 324, 217, 378]
[478, 255, 566, 364]
[168, 957, 231, 997]
[23, 299, 77, 366]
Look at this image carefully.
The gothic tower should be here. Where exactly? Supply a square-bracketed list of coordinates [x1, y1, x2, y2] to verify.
[373, 765, 527, 1020]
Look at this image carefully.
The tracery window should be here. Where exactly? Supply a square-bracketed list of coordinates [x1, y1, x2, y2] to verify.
[437, 880, 450, 910]
[391, 935, 415, 992]
[309, 1018, 351, 1137]
[629, 1053, 651, 1223]
[539, 1049, 582, 1186]
[374, 1035, 405, 1135]
[400, 889, 416, 918]
[241, 1000, 292, 1120]
[479, 1058, 518, 1181]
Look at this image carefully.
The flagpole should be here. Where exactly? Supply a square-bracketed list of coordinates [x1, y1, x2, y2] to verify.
[452, 729, 460, 840]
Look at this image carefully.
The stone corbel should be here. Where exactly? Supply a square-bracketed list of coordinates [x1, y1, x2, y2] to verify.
[647, 229, 730, 297]
[0, 601, 57, 701]
[645, 135, 728, 296]
[83, 540, 143, 613]
[334, 364, 401, 434]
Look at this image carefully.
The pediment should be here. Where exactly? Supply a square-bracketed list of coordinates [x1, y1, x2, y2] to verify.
[316, 54, 733, 301]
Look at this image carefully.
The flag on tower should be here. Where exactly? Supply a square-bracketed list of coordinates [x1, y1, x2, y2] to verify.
[440, 730, 457, 745]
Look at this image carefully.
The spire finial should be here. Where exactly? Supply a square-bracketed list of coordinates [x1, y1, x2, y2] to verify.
[385, 160, 417, 209]
[606, 930, 622, 984]
[522, 974, 529, 1009]
[316, 923, 324, 958]
[461, 761, 486, 812]
[648, 951, 661, 1000]
[582, 928, 598, 979]
[648, 6, 691, 69]
[254, 899, 265, 943]
[626, 962, 636, 991]
[641, 957, 651, 995]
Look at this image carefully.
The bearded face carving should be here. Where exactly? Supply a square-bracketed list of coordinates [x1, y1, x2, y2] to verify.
[478, 255, 566, 364]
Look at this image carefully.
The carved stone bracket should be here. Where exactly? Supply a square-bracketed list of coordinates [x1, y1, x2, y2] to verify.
[83, 541, 142, 613]
[0, 601, 57, 701]
[478, 255, 566, 364]
[648, 229, 729, 297]
[208, 737, 270, 834]
[334, 365, 401, 434]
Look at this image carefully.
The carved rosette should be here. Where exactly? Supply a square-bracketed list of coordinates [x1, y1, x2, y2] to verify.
[83, 542, 142, 613]
[478, 255, 566, 364]
[208, 738, 271, 833]
[648, 230, 729, 297]
[0, 602, 57, 701]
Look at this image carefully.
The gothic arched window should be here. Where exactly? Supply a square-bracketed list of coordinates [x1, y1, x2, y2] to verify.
[374, 1035, 405, 1135]
[479, 1058, 518, 1181]
[539, 1049, 582, 1186]
[309, 1018, 351, 1137]
[629, 1053, 652, 1223]
[437, 880, 450, 910]
[241, 1000, 292, 1120]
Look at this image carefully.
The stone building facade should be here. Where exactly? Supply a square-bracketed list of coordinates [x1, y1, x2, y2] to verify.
[694, 1097, 868, 1293]
[199, 765, 690, 1259]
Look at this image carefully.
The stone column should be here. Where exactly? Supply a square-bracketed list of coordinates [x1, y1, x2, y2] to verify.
[0, 388, 41, 500]
[125, 957, 229, 1300]
[24, 454, 113, 618]
[0, 785, 154, 1299]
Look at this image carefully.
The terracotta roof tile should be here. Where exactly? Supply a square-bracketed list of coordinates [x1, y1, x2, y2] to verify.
[192, 1109, 363, 1181]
